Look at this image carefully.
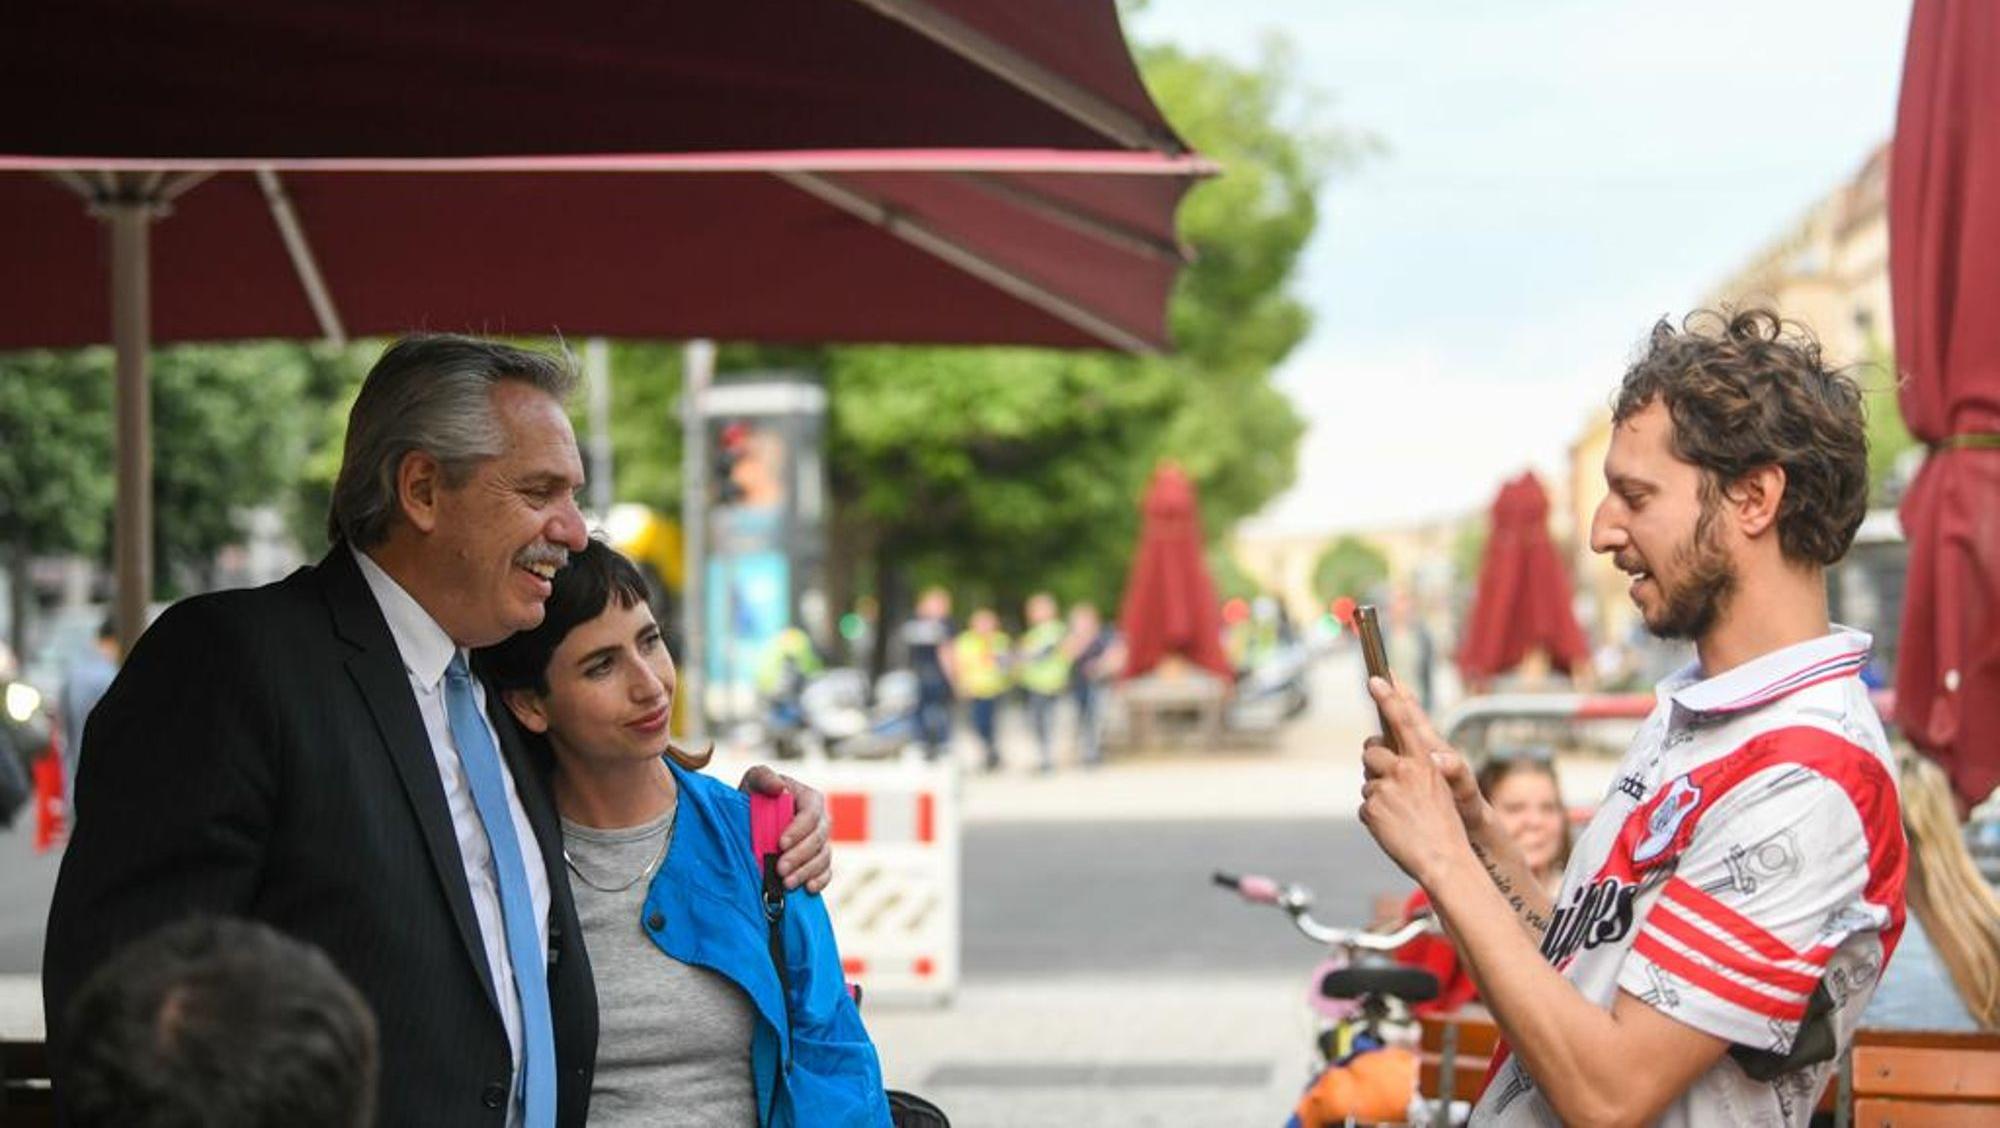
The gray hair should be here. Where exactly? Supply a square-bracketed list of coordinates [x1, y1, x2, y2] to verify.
[327, 335, 579, 548]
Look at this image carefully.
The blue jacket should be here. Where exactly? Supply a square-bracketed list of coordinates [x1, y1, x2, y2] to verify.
[640, 759, 892, 1127]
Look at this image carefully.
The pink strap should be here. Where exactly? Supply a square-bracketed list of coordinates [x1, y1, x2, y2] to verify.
[750, 790, 796, 859]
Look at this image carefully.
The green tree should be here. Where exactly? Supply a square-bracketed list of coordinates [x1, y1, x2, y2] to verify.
[822, 38, 1356, 614]
[1311, 534, 1389, 605]
[0, 350, 115, 653]
[1862, 334, 1919, 504]
[284, 342, 381, 554]
[1208, 545, 1266, 603]
[148, 344, 312, 593]
[0, 342, 316, 617]
[1452, 519, 1489, 587]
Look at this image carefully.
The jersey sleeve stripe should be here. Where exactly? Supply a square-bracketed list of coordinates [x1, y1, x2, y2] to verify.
[1644, 899, 1823, 995]
[1634, 932, 1810, 1022]
[1662, 877, 1816, 966]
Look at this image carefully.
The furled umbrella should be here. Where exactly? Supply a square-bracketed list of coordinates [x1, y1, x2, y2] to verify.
[1457, 472, 1590, 687]
[0, 0, 1211, 648]
[1889, 0, 2000, 810]
[1118, 462, 1235, 682]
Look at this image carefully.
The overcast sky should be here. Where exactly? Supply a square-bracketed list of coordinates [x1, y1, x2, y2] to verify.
[1128, 0, 1914, 534]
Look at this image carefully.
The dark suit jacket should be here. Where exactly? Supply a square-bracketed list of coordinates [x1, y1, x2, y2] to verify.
[44, 546, 596, 1127]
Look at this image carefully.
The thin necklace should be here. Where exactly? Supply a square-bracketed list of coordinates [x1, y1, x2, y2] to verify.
[562, 821, 671, 894]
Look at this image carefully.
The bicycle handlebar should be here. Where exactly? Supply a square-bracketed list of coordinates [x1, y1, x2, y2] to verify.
[1212, 870, 1431, 950]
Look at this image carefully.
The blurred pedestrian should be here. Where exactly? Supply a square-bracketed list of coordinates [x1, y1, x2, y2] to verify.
[954, 609, 1011, 771]
[56, 613, 120, 808]
[899, 587, 957, 758]
[1064, 603, 1123, 768]
[1016, 593, 1070, 773]
[62, 915, 378, 1128]
[756, 625, 823, 732]
[1386, 592, 1435, 711]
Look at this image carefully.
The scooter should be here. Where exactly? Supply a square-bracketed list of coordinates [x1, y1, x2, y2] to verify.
[764, 668, 922, 760]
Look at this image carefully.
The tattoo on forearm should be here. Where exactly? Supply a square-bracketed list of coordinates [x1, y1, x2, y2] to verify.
[1471, 840, 1549, 937]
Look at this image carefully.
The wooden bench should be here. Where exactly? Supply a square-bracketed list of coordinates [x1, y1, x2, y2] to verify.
[1419, 1011, 2000, 1127]
[1840, 1029, 2000, 1126]
[1417, 1006, 1499, 1116]
[1, 1038, 54, 1126]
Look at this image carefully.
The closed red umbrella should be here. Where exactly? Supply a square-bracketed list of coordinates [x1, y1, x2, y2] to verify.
[1889, 0, 2000, 810]
[1119, 463, 1234, 681]
[1457, 473, 1590, 686]
[1457, 477, 1530, 685]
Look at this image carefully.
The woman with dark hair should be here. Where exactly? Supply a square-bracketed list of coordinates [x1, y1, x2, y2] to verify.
[476, 539, 889, 1127]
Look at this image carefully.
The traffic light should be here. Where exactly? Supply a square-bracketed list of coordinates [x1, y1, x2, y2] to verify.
[714, 421, 749, 506]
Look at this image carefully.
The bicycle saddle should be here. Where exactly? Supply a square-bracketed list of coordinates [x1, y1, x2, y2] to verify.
[1320, 964, 1440, 1003]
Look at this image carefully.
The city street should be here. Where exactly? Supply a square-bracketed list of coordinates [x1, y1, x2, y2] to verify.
[0, 650, 1609, 1124]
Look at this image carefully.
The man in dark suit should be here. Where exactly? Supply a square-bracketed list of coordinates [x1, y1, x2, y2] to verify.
[44, 337, 833, 1127]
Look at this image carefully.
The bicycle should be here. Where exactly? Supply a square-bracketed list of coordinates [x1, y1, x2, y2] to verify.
[1213, 870, 1450, 1126]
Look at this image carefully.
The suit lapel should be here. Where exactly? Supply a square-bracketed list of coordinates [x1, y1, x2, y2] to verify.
[318, 545, 501, 1012]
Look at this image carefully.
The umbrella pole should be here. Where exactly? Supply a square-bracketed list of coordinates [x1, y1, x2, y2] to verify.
[679, 339, 715, 738]
[584, 337, 614, 516]
[108, 198, 153, 654]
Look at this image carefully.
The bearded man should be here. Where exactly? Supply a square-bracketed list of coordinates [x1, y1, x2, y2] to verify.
[1361, 309, 1904, 1126]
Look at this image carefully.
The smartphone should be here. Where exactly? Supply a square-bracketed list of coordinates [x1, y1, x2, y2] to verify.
[1353, 604, 1397, 752]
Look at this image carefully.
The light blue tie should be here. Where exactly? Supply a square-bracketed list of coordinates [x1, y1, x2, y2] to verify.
[444, 652, 556, 1127]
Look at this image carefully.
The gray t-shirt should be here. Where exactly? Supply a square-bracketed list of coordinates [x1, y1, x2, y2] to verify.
[563, 806, 759, 1127]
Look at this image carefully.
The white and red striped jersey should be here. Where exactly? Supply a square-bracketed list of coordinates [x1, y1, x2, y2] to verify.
[1474, 628, 1906, 1127]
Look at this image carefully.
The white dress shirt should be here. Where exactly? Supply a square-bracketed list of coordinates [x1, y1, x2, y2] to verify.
[354, 547, 551, 1126]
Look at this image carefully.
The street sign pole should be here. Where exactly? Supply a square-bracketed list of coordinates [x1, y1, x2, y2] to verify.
[679, 339, 715, 738]
[584, 338, 613, 518]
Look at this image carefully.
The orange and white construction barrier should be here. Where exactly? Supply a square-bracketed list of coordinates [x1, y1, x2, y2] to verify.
[711, 752, 960, 1004]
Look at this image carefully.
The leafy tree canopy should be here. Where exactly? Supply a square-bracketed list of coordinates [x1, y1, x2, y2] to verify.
[1312, 534, 1390, 606]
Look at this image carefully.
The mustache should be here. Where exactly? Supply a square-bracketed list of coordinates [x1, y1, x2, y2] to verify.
[513, 543, 571, 570]
[1614, 553, 1646, 574]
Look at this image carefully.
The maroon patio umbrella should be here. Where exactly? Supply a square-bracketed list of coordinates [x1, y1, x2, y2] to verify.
[0, 152, 1204, 352]
[1889, 0, 2000, 810]
[1457, 473, 1590, 687]
[1118, 463, 1234, 682]
[1, 0, 1207, 647]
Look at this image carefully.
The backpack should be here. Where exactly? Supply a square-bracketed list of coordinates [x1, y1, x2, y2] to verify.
[750, 792, 949, 1128]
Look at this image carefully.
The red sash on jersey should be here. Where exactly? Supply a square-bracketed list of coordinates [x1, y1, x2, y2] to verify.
[1473, 725, 1904, 1104]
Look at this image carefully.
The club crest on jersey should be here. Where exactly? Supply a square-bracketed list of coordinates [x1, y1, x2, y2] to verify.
[1633, 775, 1702, 864]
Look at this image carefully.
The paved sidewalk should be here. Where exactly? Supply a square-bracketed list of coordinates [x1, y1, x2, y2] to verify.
[0, 974, 40, 1040]
[868, 973, 1317, 1127]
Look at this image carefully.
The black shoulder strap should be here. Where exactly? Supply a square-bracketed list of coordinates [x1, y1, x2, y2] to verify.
[761, 849, 789, 998]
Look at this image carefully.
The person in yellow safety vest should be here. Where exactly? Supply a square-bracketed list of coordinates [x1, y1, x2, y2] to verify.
[953, 609, 1012, 771]
[1017, 593, 1071, 773]
[756, 626, 823, 723]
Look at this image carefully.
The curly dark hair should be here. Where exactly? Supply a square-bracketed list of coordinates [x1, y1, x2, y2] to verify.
[1612, 308, 1869, 567]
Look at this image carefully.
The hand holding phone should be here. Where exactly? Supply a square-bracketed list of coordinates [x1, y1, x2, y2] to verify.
[1353, 604, 1398, 753]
